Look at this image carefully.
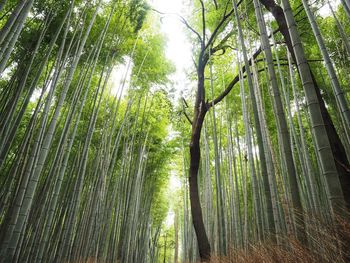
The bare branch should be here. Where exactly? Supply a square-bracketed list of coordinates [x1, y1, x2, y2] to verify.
[210, 31, 234, 53]
[151, 8, 203, 44]
[199, 0, 206, 47]
[213, 0, 218, 9]
[182, 97, 189, 108]
[192, 56, 198, 69]
[207, 26, 282, 107]
[207, 46, 263, 108]
[183, 110, 193, 125]
[204, 8, 234, 51]
[210, 45, 235, 56]
[204, 0, 244, 51]
[200, 31, 234, 68]
[245, 19, 260, 36]
[223, 0, 231, 17]
[182, 97, 192, 124]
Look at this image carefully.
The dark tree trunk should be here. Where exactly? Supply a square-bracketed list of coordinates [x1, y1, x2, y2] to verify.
[189, 67, 211, 262]
[259, 0, 350, 208]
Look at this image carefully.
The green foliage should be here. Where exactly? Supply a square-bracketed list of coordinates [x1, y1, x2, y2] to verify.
[1, 0, 350, 262]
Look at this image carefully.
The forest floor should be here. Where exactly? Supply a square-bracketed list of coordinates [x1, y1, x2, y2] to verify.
[210, 215, 350, 263]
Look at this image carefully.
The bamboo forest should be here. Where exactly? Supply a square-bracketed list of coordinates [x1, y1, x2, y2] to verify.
[1, 0, 350, 262]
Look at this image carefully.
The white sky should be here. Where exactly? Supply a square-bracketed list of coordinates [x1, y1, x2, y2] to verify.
[319, 0, 340, 16]
[149, 0, 193, 101]
[149, 0, 191, 68]
[147, 1, 192, 230]
[109, 56, 133, 96]
[164, 170, 182, 228]
[109, 0, 194, 98]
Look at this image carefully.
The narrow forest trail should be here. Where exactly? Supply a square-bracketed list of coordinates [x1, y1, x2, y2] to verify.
[0, 0, 350, 263]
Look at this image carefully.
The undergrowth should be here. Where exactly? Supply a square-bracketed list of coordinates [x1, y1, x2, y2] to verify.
[210, 215, 350, 263]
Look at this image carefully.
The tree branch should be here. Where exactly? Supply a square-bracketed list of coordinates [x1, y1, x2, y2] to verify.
[204, 0, 245, 52]
[199, 0, 206, 47]
[183, 110, 193, 125]
[182, 97, 189, 108]
[245, 19, 260, 36]
[207, 26, 280, 108]
[204, 8, 235, 51]
[211, 31, 234, 52]
[182, 97, 192, 124]
[213, 0, 218, 10]
[207, 46, 263, 108]
[207, 49, 322, 108]
[192, 56, 198, 69]
[151, 8, 203, 44]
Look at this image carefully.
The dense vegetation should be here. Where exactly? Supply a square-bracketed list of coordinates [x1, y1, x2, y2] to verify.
[0, 0, 349, 262]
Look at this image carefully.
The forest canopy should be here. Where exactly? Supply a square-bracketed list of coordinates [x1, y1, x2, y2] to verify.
[0, 0, 350, 262]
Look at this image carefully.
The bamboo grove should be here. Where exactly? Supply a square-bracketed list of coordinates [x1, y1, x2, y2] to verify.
[0, 0, 175, 262]
[0, 0, 350, 263]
